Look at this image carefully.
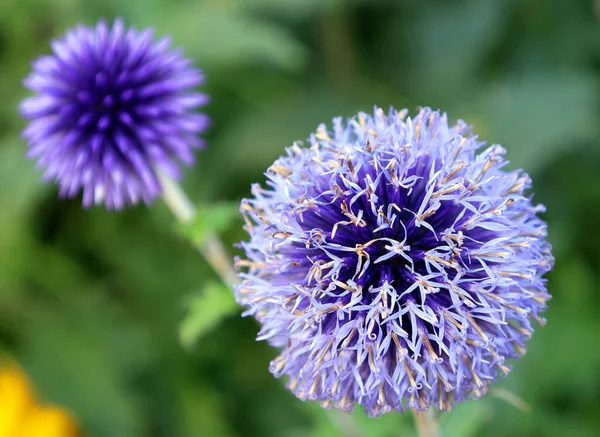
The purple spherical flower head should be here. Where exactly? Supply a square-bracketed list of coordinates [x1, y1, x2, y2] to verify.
[235, 107, 553, 416]
[20, 18, 209, 209]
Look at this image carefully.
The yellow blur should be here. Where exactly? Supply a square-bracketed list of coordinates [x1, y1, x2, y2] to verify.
[0, 362, 80, 437]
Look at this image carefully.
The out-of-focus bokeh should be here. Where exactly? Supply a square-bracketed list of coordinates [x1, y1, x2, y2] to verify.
[0, 360, 80, 437]
[0, 1, 598, 436]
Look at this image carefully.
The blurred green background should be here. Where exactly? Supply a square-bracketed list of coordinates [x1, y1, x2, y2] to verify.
[1, 0, 599, 436]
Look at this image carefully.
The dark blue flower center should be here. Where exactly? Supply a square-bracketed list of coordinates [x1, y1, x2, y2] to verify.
[68, 69, 138, 135]
[295, 155, 488, 338]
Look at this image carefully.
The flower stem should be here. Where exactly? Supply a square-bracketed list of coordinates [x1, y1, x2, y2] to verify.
[413, 410, 440, 437]
[158, 171, 238, 287]
[159, 175, 366, 437]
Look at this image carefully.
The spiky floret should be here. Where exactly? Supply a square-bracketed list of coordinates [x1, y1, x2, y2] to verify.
[20, 18, 209, 209]
[235, 107, 553, 416]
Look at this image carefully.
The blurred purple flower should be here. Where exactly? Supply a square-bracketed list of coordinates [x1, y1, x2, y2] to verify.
[235, 107, 553, 416]
[20, 18, 209, 209]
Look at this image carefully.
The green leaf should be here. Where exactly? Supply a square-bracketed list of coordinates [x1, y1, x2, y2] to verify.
[179, 282, 239, 349]
[239, 0, 344, 18]
[178, 202, 240, 248]
[151, 3, 308, 71]
[472, 70, 597, 173]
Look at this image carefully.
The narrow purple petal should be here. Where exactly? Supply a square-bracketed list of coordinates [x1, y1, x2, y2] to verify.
[235, 107, 554, 416]
[20, 18, 209, 209]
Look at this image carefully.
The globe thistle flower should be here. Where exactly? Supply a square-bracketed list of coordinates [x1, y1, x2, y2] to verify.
[235, 107, 553, 416]
[20, 18, 209, 209]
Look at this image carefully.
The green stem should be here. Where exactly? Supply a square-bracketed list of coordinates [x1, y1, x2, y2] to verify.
[160, 173, 366, 437]
[413, 410, 440, 437]
[158, 171, 238, 287]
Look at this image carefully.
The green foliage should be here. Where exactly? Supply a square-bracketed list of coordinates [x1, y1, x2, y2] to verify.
[178, 203, 240, 248]
[440, 400, 492, 437]
[1, 0, 599, 436]
[473, 70, 597, 172]
[179, 282, 239, 350]
[151, 2, 309, 71]
[240, 0, 343, 18]
[21, 294, 150, 436]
